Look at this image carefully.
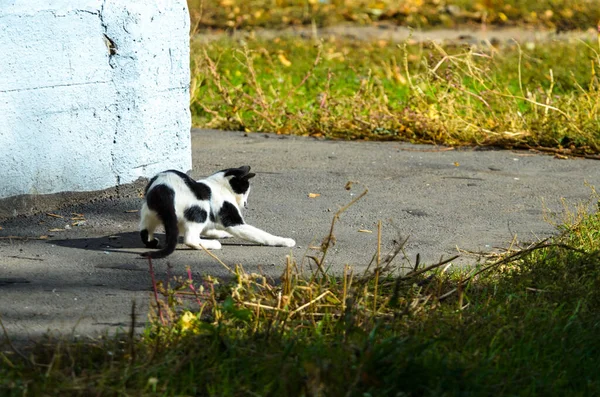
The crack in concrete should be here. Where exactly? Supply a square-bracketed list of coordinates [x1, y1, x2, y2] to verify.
[74, 9, 99, 16]
[98, 0, 121, 191]
[0, 80, 112, 93]
[133, 161, 161, 170]
[98, 0, 117, 68]
[1, 8, 100, 19]
[99, 0, 108, 33]
[159, 86, 188, 93]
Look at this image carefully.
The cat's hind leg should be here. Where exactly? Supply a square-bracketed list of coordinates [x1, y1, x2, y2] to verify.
[140, 203, 161, 248]
[184, 224, 222, 250]
[183, 206, 222, 250]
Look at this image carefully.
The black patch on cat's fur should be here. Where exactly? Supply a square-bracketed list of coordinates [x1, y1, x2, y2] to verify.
[142, 184, 178, 259]
[222, 166, 256, 194]
[165, 170, 211, 200]
[228, 177, 251, 195]
[219, 201, 244, 227]
[141, 229, 159, 248]
[194, 182, 212, 200]
[209, 212, 216, 223]
[184, 206, 208, 223]
[191, 181, 211, 200]
[144, 175, 158, 196]
[147, 184, 175, 213]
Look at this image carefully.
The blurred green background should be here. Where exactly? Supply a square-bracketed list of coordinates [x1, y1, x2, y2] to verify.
[188, 0, 599, 31]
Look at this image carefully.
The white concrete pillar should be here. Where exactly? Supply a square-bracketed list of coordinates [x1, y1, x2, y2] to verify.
[0, 0, 191, 215]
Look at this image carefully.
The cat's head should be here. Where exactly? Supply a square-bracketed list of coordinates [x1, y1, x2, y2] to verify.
[219, 165, 256, 208]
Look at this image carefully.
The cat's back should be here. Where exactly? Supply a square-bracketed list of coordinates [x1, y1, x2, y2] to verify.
[146, 170, 190, 194]
[146, 170, 213, 204]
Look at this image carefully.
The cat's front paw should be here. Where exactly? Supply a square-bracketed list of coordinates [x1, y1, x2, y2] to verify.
[281, 238, 296, 247]
[201, 239, 222, 250]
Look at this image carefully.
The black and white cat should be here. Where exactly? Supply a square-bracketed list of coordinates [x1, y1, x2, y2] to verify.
[140, 166, 295, 259]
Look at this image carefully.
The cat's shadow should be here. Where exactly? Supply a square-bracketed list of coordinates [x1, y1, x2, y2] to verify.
[49, 232, 145, 255]
[49, 232, 263, 255]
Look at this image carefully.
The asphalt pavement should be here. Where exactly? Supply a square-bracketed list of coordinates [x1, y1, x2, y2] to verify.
[1, 129, 599, 342]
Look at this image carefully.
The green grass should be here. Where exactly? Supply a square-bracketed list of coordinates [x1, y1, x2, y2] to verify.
[189, 0, 600, 32]
[191, 35, 600, 155]
[2, 194, 600, 395]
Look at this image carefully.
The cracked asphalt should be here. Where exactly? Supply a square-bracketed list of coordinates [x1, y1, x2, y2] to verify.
[1, 128, 599, 342]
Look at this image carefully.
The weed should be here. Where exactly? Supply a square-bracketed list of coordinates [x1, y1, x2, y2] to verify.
[191, 35, 600, 156]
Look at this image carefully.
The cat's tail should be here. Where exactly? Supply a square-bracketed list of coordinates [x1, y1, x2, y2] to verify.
[141, 186, 179, 259]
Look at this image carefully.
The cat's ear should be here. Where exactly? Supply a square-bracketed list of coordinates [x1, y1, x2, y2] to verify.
[245, 173, 256, 180]
[223, 166, 251, 179]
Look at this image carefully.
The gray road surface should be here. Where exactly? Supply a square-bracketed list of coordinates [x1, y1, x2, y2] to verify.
[1, 129, 599, 342]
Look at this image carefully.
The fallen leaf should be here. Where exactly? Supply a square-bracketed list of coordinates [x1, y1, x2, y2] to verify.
[453, 162, 460, 167]
[358, 229, 373, 233]
[46, 213, 64, 219]
[125, 210, 139, 213]
[308, 193, 321, 198]
[0, 226, 3, 230]
[48, 228, 65, 232]
[278, 53, 292, 67]
[39, 235, 48, 240]
[345, 181, 354, 190]
[71, 212, 84, 217]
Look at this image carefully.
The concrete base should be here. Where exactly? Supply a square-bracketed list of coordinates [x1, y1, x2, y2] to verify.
[0, 179, 147, 220]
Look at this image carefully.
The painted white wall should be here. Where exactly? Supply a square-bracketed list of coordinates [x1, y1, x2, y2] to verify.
[0, 0, 191, 202]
